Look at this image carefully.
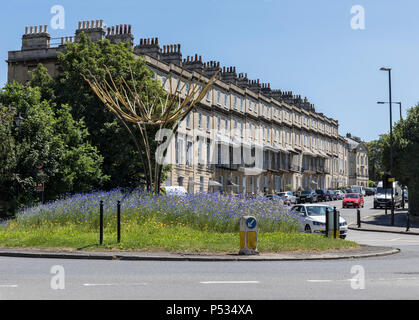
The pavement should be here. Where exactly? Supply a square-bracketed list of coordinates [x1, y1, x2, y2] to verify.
[0, 245, 399, 262]
[349, 205, 419, 235]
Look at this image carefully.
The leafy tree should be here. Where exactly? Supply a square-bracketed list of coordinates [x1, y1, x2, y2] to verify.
[0, 105, 17, 215]
[0, 82, 106, 211]
[382, 105, 419, 216]
[27, 64, 55, 102]
[365, 136, 387, 183]
[51, 33, 167, 190]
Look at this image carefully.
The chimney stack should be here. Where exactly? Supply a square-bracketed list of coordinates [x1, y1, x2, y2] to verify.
[160, 43, 182, 66]
[75, 19, 105, 42]
[21, 24, 51, 50]
[220, 66, 237, 84]
[182, 54, 204, 73]
[134, 37, 161, 59]
[106, 24, 134, 47]
[203, 61, 221, 79]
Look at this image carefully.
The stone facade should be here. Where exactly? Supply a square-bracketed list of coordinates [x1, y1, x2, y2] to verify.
[6, 20, 367, 194]
[345, 133, 369, 187]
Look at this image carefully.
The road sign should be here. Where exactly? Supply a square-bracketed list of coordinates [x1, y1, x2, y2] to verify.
[35, 182, 44, 192]
[246, 217, 257, 229]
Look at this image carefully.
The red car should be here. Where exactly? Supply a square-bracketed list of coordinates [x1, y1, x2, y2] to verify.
[342, 193, 364, 208]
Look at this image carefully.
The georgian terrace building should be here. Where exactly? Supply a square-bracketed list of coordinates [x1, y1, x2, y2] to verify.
[345, 133, 369, 188]
[7, 21, 359, 194]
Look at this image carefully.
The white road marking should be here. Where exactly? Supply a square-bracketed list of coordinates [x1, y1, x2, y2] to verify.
[0, 284, 18, 288]
[200, 281, 260, 284]
[82, 283, 147, 287]
[307, 280, 333, 283]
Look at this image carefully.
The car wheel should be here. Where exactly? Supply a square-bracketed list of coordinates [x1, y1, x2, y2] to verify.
[304, 225, 312, 234]
[340, 235, 347, 240]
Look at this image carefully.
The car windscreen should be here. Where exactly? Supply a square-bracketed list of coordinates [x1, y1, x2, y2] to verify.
[302, 191, 311, 195]
[345, 194, 359, 199]
[306, 206, 333, 216]
[377, 187, 392, 194]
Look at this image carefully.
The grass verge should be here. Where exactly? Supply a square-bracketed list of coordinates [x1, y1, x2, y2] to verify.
[0, 219, 358, 253]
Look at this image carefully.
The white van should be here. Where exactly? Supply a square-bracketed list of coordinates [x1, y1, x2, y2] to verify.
[373, 181, 403, 209]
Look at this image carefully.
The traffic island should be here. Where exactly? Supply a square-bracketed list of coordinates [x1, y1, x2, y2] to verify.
[0, 245, 399, 261]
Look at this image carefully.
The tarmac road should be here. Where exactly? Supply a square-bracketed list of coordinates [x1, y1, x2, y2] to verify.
[0, 229, 418, 300]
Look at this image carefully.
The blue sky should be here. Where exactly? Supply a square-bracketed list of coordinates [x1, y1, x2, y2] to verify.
[1, 0, 418, 142]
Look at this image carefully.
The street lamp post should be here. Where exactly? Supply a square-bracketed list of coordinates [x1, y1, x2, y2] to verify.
[377, 101, 403, 121]
[379, 67, 394, 226]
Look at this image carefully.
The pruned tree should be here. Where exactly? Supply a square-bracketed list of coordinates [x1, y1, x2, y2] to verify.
[83, 66, 218, 193]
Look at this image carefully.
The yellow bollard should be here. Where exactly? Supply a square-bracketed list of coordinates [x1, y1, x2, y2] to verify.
[239, 216, 259, 255]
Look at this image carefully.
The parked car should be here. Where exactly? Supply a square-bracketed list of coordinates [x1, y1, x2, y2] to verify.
[276, 191, 297, 205]
[297, 190, 319, 204]
[163, 186, 188, 196]
[334, 190, 345, 200]
[365, 187, 375, 196]
[326, 190, 337, 201]
[265, 194, 281, 202]
[351, 185, 366, 196]
[290, 204, 348, 239]
[342, 193, 364, 208]
[315, 189, 329, 202]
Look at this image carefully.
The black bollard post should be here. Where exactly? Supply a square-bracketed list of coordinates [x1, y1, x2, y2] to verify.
[99, 200, 104, 245]
[333, 207, 338, 239]
[406, 210, 410, 232]
[357, 209, 361, 228]
[117, 201, 121, 243]
[325, 207, 329, 238]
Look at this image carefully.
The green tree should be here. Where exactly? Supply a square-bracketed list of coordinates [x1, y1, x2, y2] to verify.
[0, 82, 106, 210]
[0, 105, 17, 215]
[27, 64, 55, 102]
[51, 33, 166, 190]
[365, 136, 387, 183]
[382, 105, 419, 216]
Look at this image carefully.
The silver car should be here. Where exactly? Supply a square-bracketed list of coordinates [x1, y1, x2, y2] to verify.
[334, 190, 345, 200]
[277, 191, 297, 205]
